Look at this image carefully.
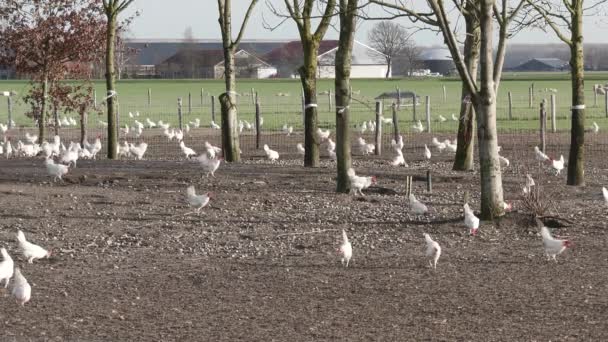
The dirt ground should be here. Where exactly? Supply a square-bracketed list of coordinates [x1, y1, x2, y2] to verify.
[1, 135, 608, 341]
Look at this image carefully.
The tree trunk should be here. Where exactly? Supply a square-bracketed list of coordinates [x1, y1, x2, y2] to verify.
[299, 42, 320, 167]
[476, 0, 505, 219]
[105, 12, 117, 159]
[220, 48, 240, 162]
[385, 56, 391, 78]
[335, 0, 357, 193]
[38, 74, 48, 142]
[453, 6, 479, 171]
[80, 111, 87, 147]
[567, 5, 585, 186]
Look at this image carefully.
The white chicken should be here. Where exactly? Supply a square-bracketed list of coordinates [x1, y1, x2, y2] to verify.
[196, 153, 222, 177]
[145, 118, 157, 128]
[59, 142, 79, 167]
[210, 120, 221, 129]
[129, 142, 148, 160]
[391, 135, 404, 152]
[431, 137, 446, 152]
[120, 124, 130, 136]
[158, 120, 170, 130]
[163, 128, 175, 141]
[4, 138, 12, 158]
[25, 132, 38, 144]
[547, 155, 565, 175]
[464, 203, 480, 236]
[602, 187, 608, 206]
[424, 233, 441, 269]
[412, 120, 424, 133]
[357, 137, 375, 155]
[238, 120, 244, 133]
[347, 168, 376, 196]
[358, 121, 368, 134]
[98, 120, 108, 127]
[282, 124, 293, 136]
[534, 146, 549, 162]
[174, 129, 184, 142]
[190, 118, 201, 128]
[85, 135, 102, 158]
[540, 226, 572, 261]
[445, 139, 457, 153]
[17, 230, 50, 263]
[424, 144, 432, 160]
[263, 144, 280, 161]
[338, 229, 352, 267]
[0, 123, 7, 134]
[204, 141, 222, 159]
[451, 113, 459, 121]
[591, 121, 599, 134]
[316, 128, 330, 141]
[117, 141, 131, 158]
[0, 248, 14, 288]
[186, 185, 212, 214]
[243, 120, 252, 130]
[11, 267, 31, 306]
[45, 158, 69, 182]
[438, 115, 447, 122]
[409, 193, 428, 215]
[179, 141, 197, 158]
[296, 143, 305, 155]
[498, 155, 510, 167]
[523, 173, 535, 194]
[390, 149, 407, 166]
[326, 138, 336, 152]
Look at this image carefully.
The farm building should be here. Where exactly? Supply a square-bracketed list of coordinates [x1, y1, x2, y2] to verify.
[264, 40, 390, 78]
[156, 49, 276, 79]
[419, 48, 455, 76]
[510, 58, 569, 72]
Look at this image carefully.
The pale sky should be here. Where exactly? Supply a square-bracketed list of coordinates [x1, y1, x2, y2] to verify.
[124, 0, 607, 45]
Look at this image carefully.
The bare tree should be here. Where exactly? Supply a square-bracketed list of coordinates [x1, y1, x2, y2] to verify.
[394, 40, 422, 76]
[265, 0, 337, 167]
[524, 0, 608, 186]
[367, 21, 411, 78]
[217, 0, 259, 162]
[181, 26, 198, 78]
[103, 0, 135, 159]
[371, 0, 526, 219]
[335, 0, 358, 193]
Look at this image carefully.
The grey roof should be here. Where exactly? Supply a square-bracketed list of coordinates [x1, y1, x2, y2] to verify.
[318, 40, 388, 66]
[528, 58, 568, 68]
[420, 48, 453, 61]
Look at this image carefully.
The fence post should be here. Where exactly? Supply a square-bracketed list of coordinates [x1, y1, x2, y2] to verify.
[442, 85, 447, 103]
[540, 99, 547, 153]
[255, 92, 261, 149]
[93, 89, 97, 108]
[392, 102, 400, 142]
[529, 87, 533, 108]
[211, 95, 216, 122]
[251, 88, 255, 105]
[508, 91, 513, 120]
[328, 90, 332, 111]
[178, 97, 183, 130]
[396, 87, 401, 110]
[593, 86, 598, 107]
[375, 101, 382, 155]
[188, 92, 192, 114]
[7, 96, 13, 129]
[116, 98, 120, 133]
[201, 88, 204, 106]
[147, 88, 151, 106]
[426, 170, 432, 193]
[605, 90, 608, 118]
[550, 94, 557, 133]
[301, 90, 305, 127]
[412, 92, 417, 122]
[53, 106, 58, 135]
[425, 95, 431, 133]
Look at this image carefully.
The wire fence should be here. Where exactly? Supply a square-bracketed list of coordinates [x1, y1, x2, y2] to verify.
[2, 87, 608, 159]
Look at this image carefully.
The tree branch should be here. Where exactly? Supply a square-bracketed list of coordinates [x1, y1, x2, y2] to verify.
[232, 0, 259, 47]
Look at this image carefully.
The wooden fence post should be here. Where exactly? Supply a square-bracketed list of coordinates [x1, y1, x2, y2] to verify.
[201, 88, 204, 106]
[508, 91, 513, 120]
[529, 87, 533, 108]
[255, 92, 261, 149]
[178, 97, 183, 130]
[405, 176, 412, 197]
[147, 88, 151, 106]
[188, 92, 192, 114]
[251, 88, 255, 105]
[328, 90, 332, 111]
[93, 89, 97, 108]
[426, 170, 432, 193]
[442, 85, 447, 103]
[53, 106, 58, 135]
[396, 87, 401, 110]
[412, 92, 417, 121]
[211, 95, 216, 122]
[375, 101, 382, 155]
[7, 96, 13, 129]
[425, 95, 431, 133]
[392, 102, 400, 142]
[605, 90, 608, 118]
[540, 99, 547, 153]
[550, 94, 557, 133]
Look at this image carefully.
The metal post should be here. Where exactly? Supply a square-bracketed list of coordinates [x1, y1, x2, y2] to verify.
[7, 96, 13, 129]
[396, 87, 401, 110]
[201, 88, 204, 106]
[53, 106, 59, 135]
[529, 87, 533, 108]
[328, 90, 332, 111]
[147, 88, 151, 106]
[508, 91, 513, 120]
[594, 87, 598, 107]
[301, 90, 305, 127]
[375, 101, 382, 156]
[251, 88, 255, 105]
[188, 92, 192, 114]
[211, 95, 216, 122]
[392, 102, 399, 142]
[540, 99, 547, 153]
[255, 92, 261, 149]
[442, 85, 447, 102]
[425, 95, 431, 133]
[178, 98, 183, 130]
[116, 98, 120, 134]
[406, 176, 413, 197]
[426, 170, 432, 193]
[550, 94, 557, 133]
[605, 91, 608, 118]
[412, 92, 417, 121]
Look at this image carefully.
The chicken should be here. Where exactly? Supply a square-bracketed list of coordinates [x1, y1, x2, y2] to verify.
[296, 143, 305, 155]
[25, 132, 38, 144]
[338, 229, 352, 267]
[158, 120, 170, 130]
[412, 120, 424, 133]
[603, 187, 608, 206]
[424, 144, 431, 160]
[391, 135, 404, 152]
[347, 168, 376, 196]
[40, 141, 53, 158]
[390, 149, 407, 166]
[431, 137, 446, 152]
[243, 120, 252, 130]
[316, 128, 330, 141]
[186, 185, 212, 214]
[451, 113, 459, 121]
[87, 135, 102, 158]
[0, 248, 14, 288]
[174, 129, 184, 142]
[117, 141, 131, 158]
[445, 139, 457, 153]
[50, 135, 61, 156]
[381, 117, 393, 125]
[128, 111, 134, 118]
[196, 153, 222, 177]
[523, 174, 535, 194]
[132, 124, 143, 138]
[129, 142, 148, 160]
[263, 144, 280, 161]
[98, 120, 108, 127]
[424, 233, 441, 269]
[11, 267, 31, 306]
[120, 124, 130, 136]
[409, 193, 428, 215]
[179, 141, 197, 158]
[547, 155, 565, 174]
[163, 128, 175, 141]
[17, 230, 50, 263]
[328, 149, 336, 161]
[534, 146, 549, 162]
[282, 124, 293, 136]
[190, 118, 201, 128]
[326, 138, 336, 152]
[498, 155, 510, 167]
[438, 115, 447, 122]
[204, 141, 222, 159]
[145, 118, 157, 128]
[238, 120, 244, 133]
[210, 120, 221, 129]
[540, 226, 572, 261]
[358, 121, 368, 134]
[0, 123, 7, 134]
[45, 158, 69, 182]
[464, 203, 480, 235]
[591, 121, 599, 134]
[59, 142, 79, 167]
[4, 138, 12, 158]
[357, 137, 375, 155]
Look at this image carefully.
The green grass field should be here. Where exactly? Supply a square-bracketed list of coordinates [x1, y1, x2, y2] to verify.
[1, 72, 607, 133]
